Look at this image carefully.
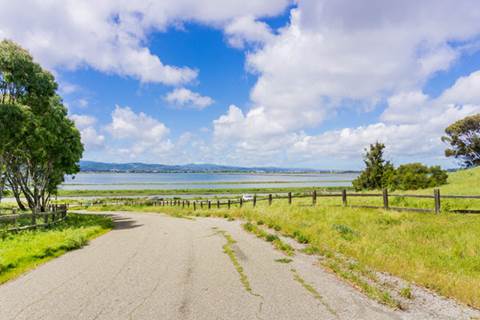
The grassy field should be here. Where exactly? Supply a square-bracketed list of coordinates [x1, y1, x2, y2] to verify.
[0, 214, 113, 284]
[81, 167, 480, 308]
[56, 185, 353, 198]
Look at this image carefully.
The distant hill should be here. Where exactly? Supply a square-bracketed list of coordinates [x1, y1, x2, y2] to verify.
[79, 160, 354, 174]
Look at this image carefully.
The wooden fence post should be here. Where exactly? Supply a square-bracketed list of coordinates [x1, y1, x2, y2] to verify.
[228, 199, 231, 209]
[268, 194, 272, 206]
[434, 189, 441, 214]
[342, 189, 347, 207]
[383, 188, 389, 210]
[193, 202, 196, 211]
[312, 190, 317, 206]
[288, 192, 292, 205]
[217, 200, 220, 209]
[253, 195, 257, 207]
[200, 201, 204, 209]
[239, 197, 243, 208]
[208, 201, 211, 209]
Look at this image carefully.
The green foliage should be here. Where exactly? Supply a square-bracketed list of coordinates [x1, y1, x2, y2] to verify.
[442, 114, 480, 168]
[352, 142, 394, 191]
[353, 143, 448, 191]
[0, 40, 83, 210]
[388, 163, 448, 190]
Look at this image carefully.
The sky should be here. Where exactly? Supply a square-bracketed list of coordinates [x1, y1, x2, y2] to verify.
[1, 0, 480, 170]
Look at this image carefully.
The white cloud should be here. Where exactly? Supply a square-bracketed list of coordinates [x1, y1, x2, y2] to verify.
[70, 114, 96, 129]
[0, 0, 289, 85]
[164, 88, 214, 109]
[440, 70, 480, 105]
[70, 114, 105, 150]
[211, 0, 480, 166]
[106, 106, 172, 158]
[224, 15, 274, 49]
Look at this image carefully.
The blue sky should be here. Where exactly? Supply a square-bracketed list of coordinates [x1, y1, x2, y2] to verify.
[1, 0, 480, 169]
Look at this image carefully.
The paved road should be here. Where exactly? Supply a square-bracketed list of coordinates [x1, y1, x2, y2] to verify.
[0, 212, 475, 319]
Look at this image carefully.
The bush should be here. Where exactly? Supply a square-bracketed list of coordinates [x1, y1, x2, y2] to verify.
[388, 163, 448, 190]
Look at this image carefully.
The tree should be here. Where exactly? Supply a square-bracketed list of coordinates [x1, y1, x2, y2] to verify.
[389, 163, 448, 190]
[0, 40, 83, 211]
[0, 103, 31, 206]
[352, 142, 394, 191]
[442, 114, 480, 168]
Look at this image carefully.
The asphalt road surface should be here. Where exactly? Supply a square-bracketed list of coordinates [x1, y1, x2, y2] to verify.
[0, 212, 476, 319]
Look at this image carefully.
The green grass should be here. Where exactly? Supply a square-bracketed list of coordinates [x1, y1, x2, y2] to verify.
[0, 213, 113, 284]
[242, 222, 295, 256]
[57, 185, 353, 198]
[79, 167, 480, 308]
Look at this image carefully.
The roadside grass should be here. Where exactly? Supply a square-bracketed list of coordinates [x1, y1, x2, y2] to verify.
[78, 168, 480, 308]
[0, 214, 113, 284]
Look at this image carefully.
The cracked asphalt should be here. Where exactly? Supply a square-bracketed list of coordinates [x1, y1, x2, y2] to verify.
[0, 211, 449, 320]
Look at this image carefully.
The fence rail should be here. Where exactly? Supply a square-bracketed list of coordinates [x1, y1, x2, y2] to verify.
[69, 189, 480, 215]
[0, 204, 68, 232]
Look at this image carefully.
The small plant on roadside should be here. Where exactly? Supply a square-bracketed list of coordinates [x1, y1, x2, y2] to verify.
[400, 287, 414, 299]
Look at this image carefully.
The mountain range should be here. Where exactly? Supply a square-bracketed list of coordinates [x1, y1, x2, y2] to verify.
[79, 161, 355, 173]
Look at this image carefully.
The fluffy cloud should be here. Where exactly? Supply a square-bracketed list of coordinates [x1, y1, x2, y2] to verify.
[106, 106, 172, 158]
[289, 70, 480, 164]
[224, 15, 274, 49]
[164, 88, 214, 109]
[0, 0, 289, 85]
[70, 114, 105, 150]
[240, 0, 480, 132]
[212, 0, 480, 166]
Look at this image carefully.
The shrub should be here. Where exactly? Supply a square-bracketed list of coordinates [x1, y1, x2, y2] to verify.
[389, 163, 448, 190]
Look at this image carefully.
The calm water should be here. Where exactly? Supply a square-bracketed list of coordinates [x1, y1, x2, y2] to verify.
[61, 172, 357, 190]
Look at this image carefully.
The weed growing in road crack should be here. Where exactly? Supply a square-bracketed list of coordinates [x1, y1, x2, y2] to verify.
[275, 258, 293, 264]
[215, 228, 260, 297]
[291, 268, 338, 317]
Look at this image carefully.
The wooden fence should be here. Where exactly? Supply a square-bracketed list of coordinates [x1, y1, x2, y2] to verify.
[0, 204, 68, 232]
[70, 189, 480, 214]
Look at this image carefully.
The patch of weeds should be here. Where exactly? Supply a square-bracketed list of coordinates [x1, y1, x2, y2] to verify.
[291, 268, 337, 316]
[242, 223, 294, 256]
[272, 239, 294, 256]
[400, 287, 413, 299]
[275, 258, 293, 264]
[257, 220, 264, 225]
[293, 230, 309, 244]
[265, 234, 279, 242]
[332, 224, 359, 241]
[302, 245, 321, 255]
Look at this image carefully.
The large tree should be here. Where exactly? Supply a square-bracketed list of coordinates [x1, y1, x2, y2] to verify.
[442, 114, 480, 168]
[352, 142, 394, 191]
[0, 40, 83, 211]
